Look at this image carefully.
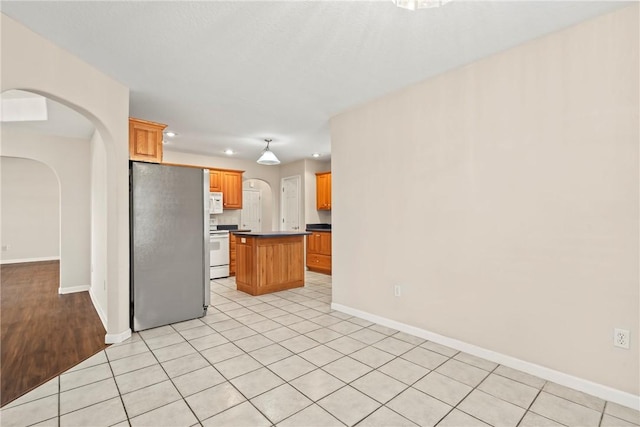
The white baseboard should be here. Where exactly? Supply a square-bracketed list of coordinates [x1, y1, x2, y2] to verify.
[58, 285, 90, 294]
[89, 287, 107, 330]
[331, 302, 640, 411]
[88, 287, 130, 345]
[105, 328, 131, 344]
[0, 256, 59, 265]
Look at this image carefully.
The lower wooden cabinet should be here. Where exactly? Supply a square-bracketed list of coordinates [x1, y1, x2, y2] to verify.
[306, 231, 331, 274]
[229, 233, 237, 276]
[307, 253, 331, 272]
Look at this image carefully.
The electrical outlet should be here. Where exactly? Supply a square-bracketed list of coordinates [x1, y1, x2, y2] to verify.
[614, 328, 630, 349]
[394, 285, 402, 297]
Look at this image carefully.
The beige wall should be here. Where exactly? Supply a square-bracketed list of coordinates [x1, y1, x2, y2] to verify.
[2, 13, 130, 341]
[331, 4, 638, 396]
[1, 156, 60, 262]
[1, 129, 91, 290]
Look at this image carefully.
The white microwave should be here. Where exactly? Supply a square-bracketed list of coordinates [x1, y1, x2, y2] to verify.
[209, 192, 223, 214]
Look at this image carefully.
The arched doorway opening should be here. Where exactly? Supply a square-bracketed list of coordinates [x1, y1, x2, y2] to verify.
[0, 157, 60, 265]
[1, 90, 97, 295]
[3, 10, 132, 348]
[242, 178, 275, 232]
[0, 90, 111, 406]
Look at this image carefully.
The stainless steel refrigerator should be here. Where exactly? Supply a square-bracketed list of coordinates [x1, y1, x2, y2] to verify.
[130, 161, 210, 331]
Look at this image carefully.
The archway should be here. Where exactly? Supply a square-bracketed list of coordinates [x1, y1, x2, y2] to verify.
[2, 13, 132, 343]
[0, 156, 60, 266]
[1, 90, 95, 295]
[242, 178, 275, 232]
[0, 91, 113, 405]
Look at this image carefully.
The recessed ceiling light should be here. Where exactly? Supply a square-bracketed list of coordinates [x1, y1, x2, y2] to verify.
[165, 131, 176, 137]
[224, 149, 234, 155]
[312, 153, 321, 158]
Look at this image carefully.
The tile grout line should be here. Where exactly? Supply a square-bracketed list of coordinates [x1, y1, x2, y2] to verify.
[446, 363, 504, 427]
[54, 352, 124, 424]
[376, 344, 461, 426]
[107, 343, 150, 425]
[514, 383, 565, 427]
[104, 349, 133, 426]
[58, 374, 61, 427]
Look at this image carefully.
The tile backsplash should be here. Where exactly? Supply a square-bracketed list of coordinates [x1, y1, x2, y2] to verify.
[211, 211, 241, 226]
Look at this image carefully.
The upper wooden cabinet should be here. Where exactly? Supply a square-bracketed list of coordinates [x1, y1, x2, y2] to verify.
[221, 170, 243, 209]
[316, 172, 332, 210]
[209, 169, 222, 192]
[129, 118, 167, 163]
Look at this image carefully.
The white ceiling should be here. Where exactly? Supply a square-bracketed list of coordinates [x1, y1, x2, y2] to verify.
[1, 1, 628, 164]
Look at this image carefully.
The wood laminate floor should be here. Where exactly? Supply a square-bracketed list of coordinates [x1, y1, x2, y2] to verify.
[0, 261, 108, 407]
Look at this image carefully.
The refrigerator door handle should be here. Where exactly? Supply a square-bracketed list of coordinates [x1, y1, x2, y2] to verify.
[203, 169, 210, 310]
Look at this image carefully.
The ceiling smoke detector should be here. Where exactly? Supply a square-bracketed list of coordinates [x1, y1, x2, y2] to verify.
[392, 0, 451, 10]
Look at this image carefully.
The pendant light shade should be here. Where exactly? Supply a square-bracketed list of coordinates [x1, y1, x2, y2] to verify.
[257, 139, 280, 165]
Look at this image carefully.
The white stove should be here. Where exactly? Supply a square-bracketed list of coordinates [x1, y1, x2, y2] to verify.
[209, 229, 229, 279]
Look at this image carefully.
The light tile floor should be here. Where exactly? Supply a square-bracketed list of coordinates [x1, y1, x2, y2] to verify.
[2, 272, 639, 427]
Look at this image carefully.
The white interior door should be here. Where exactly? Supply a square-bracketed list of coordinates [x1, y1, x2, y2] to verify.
[241, 189, 261, 232]
[281, 176, 301, 231]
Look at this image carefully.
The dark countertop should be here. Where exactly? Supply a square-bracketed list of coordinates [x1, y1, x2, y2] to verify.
[233, 231, 311, 238]
[216, 225, 240, 231]
[306, 223, 331, 232]
[216, 225, 251, 233]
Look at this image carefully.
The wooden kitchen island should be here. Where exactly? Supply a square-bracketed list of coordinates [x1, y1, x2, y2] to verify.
[233, 231, 311, 296]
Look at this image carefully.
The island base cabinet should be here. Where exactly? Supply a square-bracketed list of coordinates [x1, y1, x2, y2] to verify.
[236, 236, 305, 296]
[229, 233, 237, 276]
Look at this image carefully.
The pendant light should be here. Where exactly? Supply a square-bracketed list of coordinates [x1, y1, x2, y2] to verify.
[257, 138, 280, 165]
